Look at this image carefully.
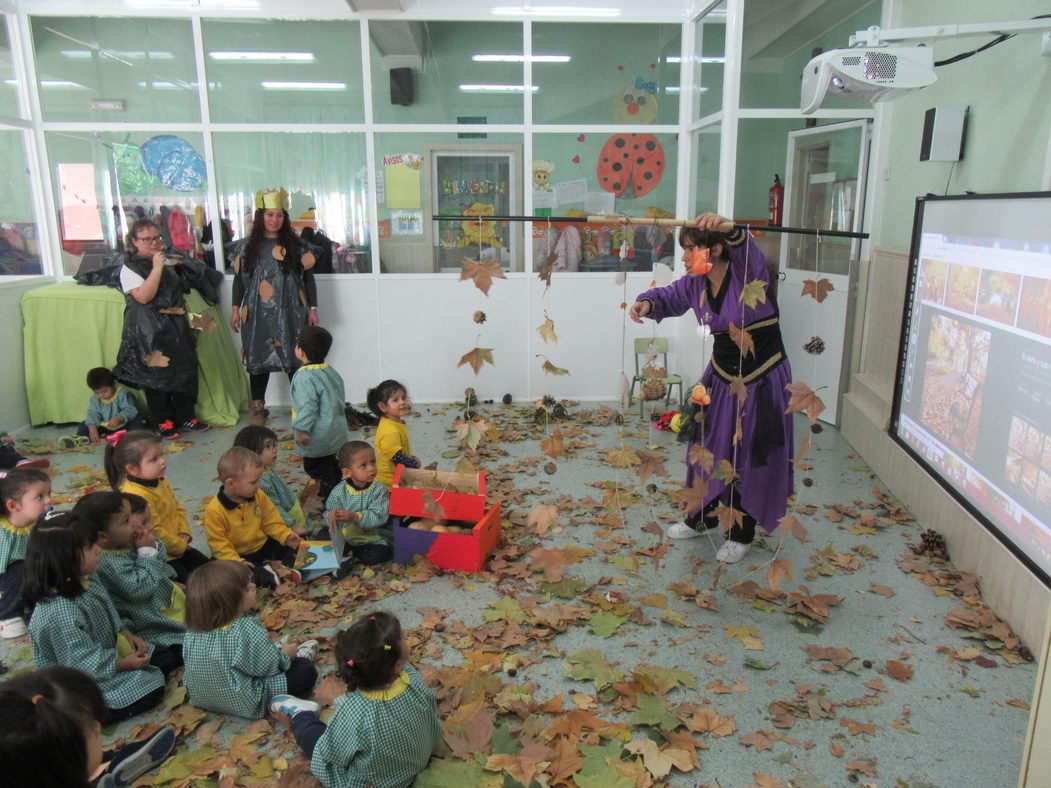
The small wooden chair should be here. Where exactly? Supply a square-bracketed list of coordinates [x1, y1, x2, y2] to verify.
[629, 337, 683, 416]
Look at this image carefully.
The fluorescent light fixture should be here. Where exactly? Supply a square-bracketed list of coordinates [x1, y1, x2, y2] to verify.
[665, 56, 725, 64]
[61, 49, 174, 60]
[136, 81, 196, 90]
[261, 81, 346, 90]
[492, 6, 620, 18]
[209, 51, 315, 62]
[472, 54, 570, 63]
[460, 84, 539, 92]
[7, 79, 87, 89]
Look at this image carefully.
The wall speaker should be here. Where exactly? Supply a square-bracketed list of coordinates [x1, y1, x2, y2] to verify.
[920, 105, 968, 162]
[390, 67, 414, 106]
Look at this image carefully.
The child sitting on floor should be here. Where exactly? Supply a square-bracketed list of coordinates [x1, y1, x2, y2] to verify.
[367, 379, 421, 489]
[291, 326, 349, 503]
[0, 666, 175, 788]
[233, 425, 308, 534]
[24, 512, 174, 723]
[106, 430, 210, 583]
[203, 447, 301, 589]
[325, 441, 391, 568]
[73, 491, 186, 661]
[183, 560, 318, 719]
[270, 610, 443, 788]
[0, 468, 52, 639]
[78, 367, 146, 444]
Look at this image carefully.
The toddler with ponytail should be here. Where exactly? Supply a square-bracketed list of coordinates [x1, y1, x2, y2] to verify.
[269, 610, 443, 788]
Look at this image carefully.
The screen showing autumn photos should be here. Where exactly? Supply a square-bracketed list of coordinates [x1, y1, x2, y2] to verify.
[892, 193, 1051, 583]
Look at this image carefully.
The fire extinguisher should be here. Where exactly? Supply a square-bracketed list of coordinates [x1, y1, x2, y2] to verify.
[769, 174, 784, 226]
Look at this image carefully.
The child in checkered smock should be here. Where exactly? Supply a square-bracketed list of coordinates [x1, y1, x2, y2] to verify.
[182, 560, 318, 719]
[24, 512, 174, 723]
[270, 611, 443, 788]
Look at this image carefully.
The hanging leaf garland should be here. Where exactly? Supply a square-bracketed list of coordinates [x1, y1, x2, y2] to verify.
[538, 356, 570, 376]
[537, 313, 558, 344]
[801, 277, 835, 303]
[460, 258, 506, 296]
[458, 347, 495, 375]
[740, 279, 768, 309]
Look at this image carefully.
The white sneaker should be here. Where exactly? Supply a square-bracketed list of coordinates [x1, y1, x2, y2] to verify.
[269, 694, 320, 718]
[716, 540, 752, 563]
[0, 617, 27, 639]
[296, 639, 320, 662]
[666, 522, 703, 540]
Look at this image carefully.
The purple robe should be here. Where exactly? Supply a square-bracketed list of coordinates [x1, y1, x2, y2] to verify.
[637, 231, 793, 531]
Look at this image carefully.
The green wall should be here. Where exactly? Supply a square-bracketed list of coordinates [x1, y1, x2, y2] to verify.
[878, 0, 1051, 249]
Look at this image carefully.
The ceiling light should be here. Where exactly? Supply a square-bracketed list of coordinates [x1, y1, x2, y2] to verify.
[492, 7, 620, 18]
[472, 54, 570, 62]
[210, 51, 315, 62]
[665, 56, 725, 64]
[459, 84, 539, 92]
[61, 49, 174, 60]
[261, 81, 346, 90]
[8, 79, 87, 88]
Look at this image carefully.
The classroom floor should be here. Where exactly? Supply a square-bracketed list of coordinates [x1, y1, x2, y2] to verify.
[1, 400, 1039, 788]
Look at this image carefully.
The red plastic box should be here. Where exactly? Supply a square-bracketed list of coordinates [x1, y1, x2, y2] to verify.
[389, 466, 486, 522]
[392, 504, 502, 572]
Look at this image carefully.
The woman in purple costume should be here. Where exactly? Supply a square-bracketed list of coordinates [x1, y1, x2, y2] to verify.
[630, 212, 793, 563]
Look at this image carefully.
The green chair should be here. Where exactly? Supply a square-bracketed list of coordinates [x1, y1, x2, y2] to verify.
[629, 337, 683, 416]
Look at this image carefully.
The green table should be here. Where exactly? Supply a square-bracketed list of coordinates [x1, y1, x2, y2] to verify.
[21, 282, 249, 426]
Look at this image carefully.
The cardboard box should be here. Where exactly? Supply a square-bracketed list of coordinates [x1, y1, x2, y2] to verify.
[392, 504, 501, 572]
[390, 466, 486, 522]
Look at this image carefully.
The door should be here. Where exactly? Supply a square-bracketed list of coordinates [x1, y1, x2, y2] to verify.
[778, 119, 871, 424]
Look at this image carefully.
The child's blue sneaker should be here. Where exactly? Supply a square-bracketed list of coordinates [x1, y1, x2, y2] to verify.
[269, 694, 320, 718]
[107, 726, 176, 786]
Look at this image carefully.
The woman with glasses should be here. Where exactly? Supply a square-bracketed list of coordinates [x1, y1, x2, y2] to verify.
[113, 218, 208, 440]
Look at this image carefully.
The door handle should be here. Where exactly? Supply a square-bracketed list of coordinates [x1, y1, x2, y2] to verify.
[777, 272, 787, 281]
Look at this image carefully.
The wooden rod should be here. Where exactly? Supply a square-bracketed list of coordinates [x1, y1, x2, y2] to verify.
[431, 214, 869, 240]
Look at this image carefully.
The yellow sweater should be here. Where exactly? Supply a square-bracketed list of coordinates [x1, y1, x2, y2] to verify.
[121, 477, 190, 559]
[203, 488, 294, 561]
[375, 417, 412, 489]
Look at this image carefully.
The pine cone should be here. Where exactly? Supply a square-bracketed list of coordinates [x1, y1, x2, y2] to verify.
[919, 528, 946, 555]
[804, 336, 826, 355]
[542, 394, 556, 408]
[502, 393, 513, 405]
[464, 387, 478, 406]
[641, 378, 667, 401]
[552, 402, 569, 421]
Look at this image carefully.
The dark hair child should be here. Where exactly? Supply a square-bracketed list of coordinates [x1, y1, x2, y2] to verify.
[291, 326, 348, 501]
[0, 666, 175, 788]
[24, 512, 169, 723]
[74, 491, 186, 662]
[182, 560, 318, 719]
[270, 610, 443, 787]
[78, 367, 146, 444]
[104, 430, 210, 583]
[366, 379, 420, 489]
[233, 425, 307, 533]
[0, 467, 52, 638]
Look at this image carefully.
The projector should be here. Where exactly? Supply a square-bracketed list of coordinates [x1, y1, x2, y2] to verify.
[800, 46, 936, 114]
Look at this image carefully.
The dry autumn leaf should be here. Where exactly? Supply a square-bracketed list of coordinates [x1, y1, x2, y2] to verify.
[605, 446, 641, 468]
[747, 773, 789, 788]
[792, 433, 812, 470]
[885, 659, 914, 682]
[540, 358, 570, 376]
[724, 623, 764, 651]
[740, 279, 768, 309]
[729, 322, 755, 358]
[624, 737, 693, 779]
[683, 706, 736, 737]
[537, 312, 558, 344]
[671, 477, 709, 513]
[634, 450, 669, 482]
[766, 558, 793, 588]
[784, 381, 826, 422]
[540, 427, 566, 459]
[538, 250, 558, 289]
[730, 376, 748, 403]
[688, 445, 714, 474]
[778, 515, 808, 543]
[458, 347, 495, 375]
[802, 277, 835, 303]
[527, 504, 559, 537]
[461, 258, 507, 296]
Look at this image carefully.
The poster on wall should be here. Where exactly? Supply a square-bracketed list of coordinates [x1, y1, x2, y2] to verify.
[556, 179, 588, 207]
[585, 191, 615, 215]
[383, 152, 423, 210]
[391, 210, 423, 237]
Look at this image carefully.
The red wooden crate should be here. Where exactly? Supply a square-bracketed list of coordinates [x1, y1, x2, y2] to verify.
[389, 466, 486, 522]
[392, 504, 501, 572]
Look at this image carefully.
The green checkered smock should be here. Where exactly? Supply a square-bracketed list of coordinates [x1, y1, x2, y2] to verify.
[183, 616, 291, 719]
[324, 480, 391, 546]
[261, 469, 307, 530]
[311, 666, 443, 788]
[96, 540, 186, 646]
[1, 516, 31, 573]
[29, 581, 165, 710]
[290, 363, 349, 458]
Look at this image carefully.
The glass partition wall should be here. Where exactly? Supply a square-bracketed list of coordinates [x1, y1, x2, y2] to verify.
[5, 2, 880, 280]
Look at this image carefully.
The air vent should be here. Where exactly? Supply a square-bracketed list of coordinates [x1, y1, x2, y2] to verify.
[864, 51, 897, 81]
[842, 55, 861, 66]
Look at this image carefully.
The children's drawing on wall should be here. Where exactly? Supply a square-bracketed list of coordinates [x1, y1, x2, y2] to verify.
[111, 135, 207, 195]
[611, 64, 659, 125]
[532, 159, 556, 216]
[596, 133, 664, 198]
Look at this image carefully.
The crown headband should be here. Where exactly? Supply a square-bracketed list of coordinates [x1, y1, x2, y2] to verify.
[254, 188, 289, 211]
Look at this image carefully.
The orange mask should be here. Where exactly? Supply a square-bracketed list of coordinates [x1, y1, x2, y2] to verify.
[687, 246, 712, 276]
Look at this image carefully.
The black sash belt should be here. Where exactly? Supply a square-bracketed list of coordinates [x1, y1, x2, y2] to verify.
[710, 316, 786, 384]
